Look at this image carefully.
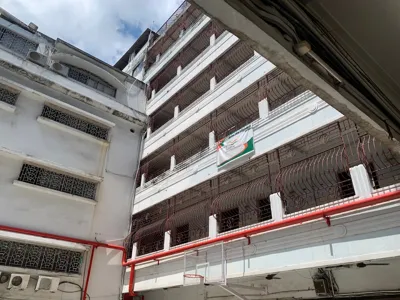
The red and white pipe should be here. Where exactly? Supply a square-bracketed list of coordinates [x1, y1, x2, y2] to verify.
[1, 190, 400, 298]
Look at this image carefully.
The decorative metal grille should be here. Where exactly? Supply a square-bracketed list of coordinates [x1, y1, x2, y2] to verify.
[41, 105, 109, 140]
[0, 26, 38, 57]
[66, 65, 116, 97]
[0, 86, 18, 106]
[0, 239, 83, 274]
[18, 164, 97, 200]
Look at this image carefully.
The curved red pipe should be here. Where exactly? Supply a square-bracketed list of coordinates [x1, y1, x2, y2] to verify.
[1, 190, 399, 299]
[123, 190, 400, 295]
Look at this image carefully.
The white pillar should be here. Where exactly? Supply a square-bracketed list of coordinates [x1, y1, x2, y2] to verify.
[170, 155, 176, 171]
[179, 29, 185, 38]
[270, 193, 284, 221]
[210, 76, 217, 91]
[156, 53, 161, 62]
[258, 99, 269, 118]
[209, 215, 218, 238]
[350, 164, 373, 198]
[177, 65, 182, 76]
[140, 173, 146, 189]
[151, 89, 156, 99]
[174, 105, 180, 119]
[164, 231, 171, 251]
[210, 34, 216, 46]
[254, 50, 261, 56]
[146, 126, 152, 139]
[209, 131, 216, 150]
[131, 242, 137, 260]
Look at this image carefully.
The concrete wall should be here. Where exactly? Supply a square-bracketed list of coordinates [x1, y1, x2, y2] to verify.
[0, 33, 146, 300]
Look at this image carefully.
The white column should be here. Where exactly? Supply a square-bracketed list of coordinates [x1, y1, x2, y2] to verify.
[177, 65, 182, 76]
[140, 173, 146, 189]
[174, 105, 180, 119]
[170, 155, 176, 171]
[254, 50, 261, 56]
[156, 53, 161, 62]
[131, 242, 137, 260]
[179, 29, 185, 38]
[209, 131, 216, 150]
[146, 126, 152, 139]
[258, 99, 269, 118]
[210, 34, 216, 46]
[209, 215, 218, 238]
[350, 164, 373, 198]
[164, 231, 171, 251]
[151, 89, 156, 99]
[270, 192, 284, 221]
[210, 76, 217, 91]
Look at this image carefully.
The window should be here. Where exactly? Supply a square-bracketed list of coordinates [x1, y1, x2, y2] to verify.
[0, 26, 38, 57]
[66, 65, 116, 97]
[137, 232, 164, 256]
[41, 105, 109, 140]
[337, 171, 355, 198]
[0, 239, 83, 274]
[258, 197, 272, 222]
[175, 224, 189, 245]
[18, 164, 97, 200]
[0, 86, 18, 106]
[219, 208, 239, 233]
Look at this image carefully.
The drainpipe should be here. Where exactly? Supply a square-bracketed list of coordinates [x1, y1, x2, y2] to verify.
[122, 189, 400, 296]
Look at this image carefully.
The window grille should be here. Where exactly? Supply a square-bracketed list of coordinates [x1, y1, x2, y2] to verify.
[219, 208, 240, 233]
[0, 86, 18, 106]
[258, 198, 272, 222]
[66, 65, 116, 97]
[18, 164, 97, 200]
[41, 105, 109, 140]
[0, 239, 83, 274]
[0, 26, 38, 57]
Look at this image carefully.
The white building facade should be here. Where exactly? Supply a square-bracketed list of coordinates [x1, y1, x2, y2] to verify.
[0, 9, 146, 300]
[117, 2, 400, 300]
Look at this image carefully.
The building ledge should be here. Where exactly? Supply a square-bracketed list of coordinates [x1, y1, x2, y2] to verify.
[13, 180, 97, 205]
[0, 100, 16, 113]
[37, 116, 110, 146]
[0, 146, 103, 183]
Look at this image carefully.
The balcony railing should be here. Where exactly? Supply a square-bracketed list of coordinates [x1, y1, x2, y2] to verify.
[140, 91, 314, 190]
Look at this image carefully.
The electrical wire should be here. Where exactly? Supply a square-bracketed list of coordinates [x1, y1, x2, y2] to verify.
[58, 281, 91, 300]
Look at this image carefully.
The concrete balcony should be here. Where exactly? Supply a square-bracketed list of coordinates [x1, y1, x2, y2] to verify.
[143, 55, 274, 159]
[143, 15, 211, 83]
[134, 92, 343, 213]
[146, 32, 239, 116]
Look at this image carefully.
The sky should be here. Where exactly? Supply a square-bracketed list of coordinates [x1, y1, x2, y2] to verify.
[0, 0, 183, 64]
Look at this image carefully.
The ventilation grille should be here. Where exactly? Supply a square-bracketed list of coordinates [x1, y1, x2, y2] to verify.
[41, 105, 109, 140]
[0, 240, 83, 274]
[0, 86, 18, 106]
[0, 26, 38, 57]
[18, 164, 97, 200]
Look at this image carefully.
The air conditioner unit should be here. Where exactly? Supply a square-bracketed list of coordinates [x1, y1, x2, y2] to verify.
[51, 62, 69, 76]
[35, 276, 60, 293]
[0, 272, 10, 284]
[26, 51, 48, 67]
[8, 274, 30, 290]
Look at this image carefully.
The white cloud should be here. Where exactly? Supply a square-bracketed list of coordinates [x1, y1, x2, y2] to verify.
[0, 0, 182, 64]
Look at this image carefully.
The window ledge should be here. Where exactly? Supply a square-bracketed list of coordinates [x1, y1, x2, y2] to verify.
[37, 116, 110, 146]
[13, 180, 97, 205]
[0, 101, 16, 113]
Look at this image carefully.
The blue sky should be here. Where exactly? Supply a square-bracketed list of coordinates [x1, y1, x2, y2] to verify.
[0, 0, 182, 64]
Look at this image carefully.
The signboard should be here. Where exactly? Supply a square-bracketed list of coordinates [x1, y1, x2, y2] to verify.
[217, 125, 255, 167]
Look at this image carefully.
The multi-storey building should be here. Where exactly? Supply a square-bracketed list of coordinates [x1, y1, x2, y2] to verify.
[116, 2, 400, 300]
[0, 8, 146, 300]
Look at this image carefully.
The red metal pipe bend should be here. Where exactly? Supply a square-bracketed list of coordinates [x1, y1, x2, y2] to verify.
[124, 190, 400, 295]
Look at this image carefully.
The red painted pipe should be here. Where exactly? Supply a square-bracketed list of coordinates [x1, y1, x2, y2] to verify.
[0, 224, 127, 299]
[124, 190, 400, 295]
[83, 246, 96, 300]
